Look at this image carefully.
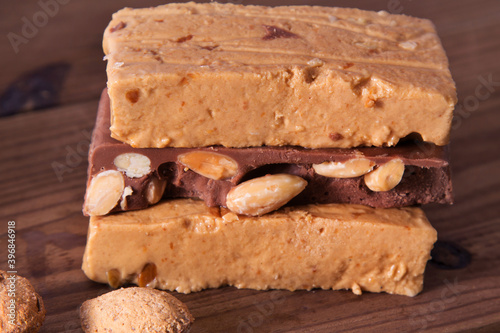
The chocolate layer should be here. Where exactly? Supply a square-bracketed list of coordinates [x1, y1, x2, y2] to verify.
[84, 90, 453, 215]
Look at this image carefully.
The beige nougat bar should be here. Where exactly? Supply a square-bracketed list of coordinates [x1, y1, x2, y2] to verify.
[103, 2, 456, 148]
[82, 199, 437, 296]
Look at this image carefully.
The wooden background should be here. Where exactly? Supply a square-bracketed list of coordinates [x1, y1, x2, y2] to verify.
[1, 0, 499, 332]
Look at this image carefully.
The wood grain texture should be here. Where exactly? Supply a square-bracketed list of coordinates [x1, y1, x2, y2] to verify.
[0, 0, 499, 332]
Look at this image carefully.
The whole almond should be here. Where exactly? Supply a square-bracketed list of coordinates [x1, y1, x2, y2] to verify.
[313, 158, 375, 178]
[84, 170, 124, 216]
[0, 271, 46, 332]
[80, 287, 193, 333]
[364, 159, 405, 191]
[114, 153, 151, 178]
[146, 177, 167, 205]
[226, 174, 307, 216]
[178, 151, 238, 180]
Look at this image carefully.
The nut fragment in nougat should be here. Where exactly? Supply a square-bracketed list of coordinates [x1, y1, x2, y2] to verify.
[82, 199, 437, 296]
[103, 2, 456, 148]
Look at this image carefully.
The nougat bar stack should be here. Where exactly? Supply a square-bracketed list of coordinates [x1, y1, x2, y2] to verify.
[82, 2, 456, 297]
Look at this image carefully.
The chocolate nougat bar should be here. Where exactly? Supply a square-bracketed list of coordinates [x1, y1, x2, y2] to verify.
[83, 90, 452, 216]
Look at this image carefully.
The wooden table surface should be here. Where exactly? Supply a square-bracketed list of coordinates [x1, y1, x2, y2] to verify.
[1, 0, 499, 332]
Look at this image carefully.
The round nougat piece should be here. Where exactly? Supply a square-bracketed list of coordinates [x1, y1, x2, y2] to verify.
[0, 270, 46, 333]
[80, 287, 194, 333]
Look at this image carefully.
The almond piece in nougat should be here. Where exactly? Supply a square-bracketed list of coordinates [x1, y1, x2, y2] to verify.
[82, 199, 437, 296]
[103, 2, 456, 148]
